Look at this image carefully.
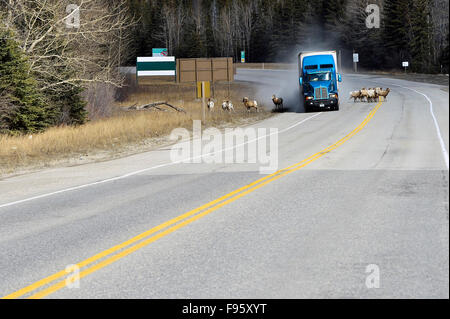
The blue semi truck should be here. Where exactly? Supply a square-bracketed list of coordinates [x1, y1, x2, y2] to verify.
[298, 51, 342, 112]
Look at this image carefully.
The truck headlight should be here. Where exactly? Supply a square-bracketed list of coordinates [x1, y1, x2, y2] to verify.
[329, 93, 338, 99]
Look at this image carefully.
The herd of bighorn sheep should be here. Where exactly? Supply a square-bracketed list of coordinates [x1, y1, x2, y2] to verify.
[349, 87, 390, 103]
[206, 94, 285, 113]
[207, 88, 389, 113]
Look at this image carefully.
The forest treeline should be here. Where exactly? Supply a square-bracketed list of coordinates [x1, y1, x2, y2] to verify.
[0, 0, 449, 134]
[127, 0, 449, 73]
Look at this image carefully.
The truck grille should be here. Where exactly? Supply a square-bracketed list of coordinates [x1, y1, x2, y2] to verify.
[314, 87, 328, 99]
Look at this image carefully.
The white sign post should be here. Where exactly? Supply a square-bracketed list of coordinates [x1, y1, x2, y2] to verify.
[402, 61, 409, 73]
[353, 53, 359, 73]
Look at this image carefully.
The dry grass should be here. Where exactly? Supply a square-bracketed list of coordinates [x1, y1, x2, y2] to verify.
[0, 81, 271, 176]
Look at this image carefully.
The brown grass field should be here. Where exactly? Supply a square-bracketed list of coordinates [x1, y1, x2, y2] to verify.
[0, 80, 271, 176]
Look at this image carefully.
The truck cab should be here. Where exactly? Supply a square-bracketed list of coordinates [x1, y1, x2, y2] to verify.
[298, 51, 342, 112]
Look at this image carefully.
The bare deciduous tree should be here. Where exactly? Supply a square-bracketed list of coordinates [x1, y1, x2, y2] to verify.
[154, 2, 186, 56]
[1, 0, 135, 94]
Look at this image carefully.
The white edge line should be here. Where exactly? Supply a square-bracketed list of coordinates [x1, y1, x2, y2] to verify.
[370, 81, 449, 170]
[400, 85, 449, 169]
[0, 113, 322, 209]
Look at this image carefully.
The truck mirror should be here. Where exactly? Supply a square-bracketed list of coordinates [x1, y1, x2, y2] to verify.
[338, 74, 342, 82]
[299, 77, 303, 85]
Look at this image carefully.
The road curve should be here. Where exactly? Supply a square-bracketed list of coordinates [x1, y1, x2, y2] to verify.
[0, 70, 448, 298]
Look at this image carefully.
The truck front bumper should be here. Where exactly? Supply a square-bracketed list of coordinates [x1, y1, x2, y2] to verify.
[305, 97, 339, 109]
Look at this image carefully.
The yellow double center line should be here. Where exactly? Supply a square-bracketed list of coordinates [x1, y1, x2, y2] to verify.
[3, 101, 383, 299]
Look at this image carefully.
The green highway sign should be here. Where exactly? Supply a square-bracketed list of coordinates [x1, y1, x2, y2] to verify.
[136, 57, 176, 77]
[152, 48, 168, 57]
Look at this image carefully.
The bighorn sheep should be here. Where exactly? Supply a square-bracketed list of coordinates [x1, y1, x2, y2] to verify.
[377, 88, 390, 101]
[243, 97, 258, 112]
[227, 101, 234, 112]
[207, 98, 214, 111]
[356, 87, 390, 103]
[222, 100, 234, 112]
[367, 88, 377, 102]
[359, 88, 368, 102]
[349, 90, 361, 102]
[272, 95, 284, 110]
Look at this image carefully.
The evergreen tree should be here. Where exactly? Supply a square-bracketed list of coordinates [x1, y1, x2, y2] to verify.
[203, 0, 217, 57]
[0, 28, 55, 134]
[410, 0, 433, 72]
[340, 0, 385, 70]
[384, 0, 413, 67]
[250, 0, 274, 62]
[439, 30, 449, 73]
[323, 0, 347, 45]
[181, 1, 208, 58]
[271, 0, 307, 60]
[44, 84, 88, 126]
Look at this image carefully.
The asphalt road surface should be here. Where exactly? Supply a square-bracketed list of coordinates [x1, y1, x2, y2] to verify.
[0, 69, 448, 299]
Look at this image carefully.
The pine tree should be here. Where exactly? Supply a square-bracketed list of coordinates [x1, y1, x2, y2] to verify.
[181, 1, 207, 58]
[45, 84, 88, 126]
[250, 0, 274, 62]
[323, 0, 347, 44]
[271, 0, 307, 61]
[410, 0, 433, 72]
[440, 30, 449, 73]
[384, 0, 413, 67]
[340, 0, 385, 70]
[203, 0, 217, 57]
[0, 28, 55, 134]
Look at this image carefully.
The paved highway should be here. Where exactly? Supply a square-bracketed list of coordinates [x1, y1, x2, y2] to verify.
[0, 69, 448, 298]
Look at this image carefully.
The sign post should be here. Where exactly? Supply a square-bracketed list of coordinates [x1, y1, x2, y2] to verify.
[402, 61, 409, 73]
[202, 82, 205, 123]
[353, 53, 359, 73]
[197, 81, 210, 124]
[241, 51, 245, 63]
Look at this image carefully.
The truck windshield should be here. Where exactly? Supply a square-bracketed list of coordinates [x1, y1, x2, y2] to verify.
[307, 72, 331, 82]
